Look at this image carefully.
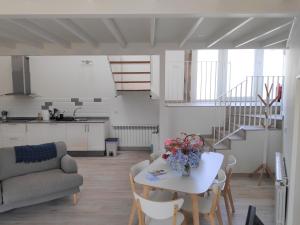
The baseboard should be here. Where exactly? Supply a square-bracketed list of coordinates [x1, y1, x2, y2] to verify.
[68, 151, 106, 157]
[118, 147, 151, 151]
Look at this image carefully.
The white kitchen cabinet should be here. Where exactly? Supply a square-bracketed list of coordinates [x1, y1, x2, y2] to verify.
[87, 123, 107, 151]
[0, 121, 108, 152]
[66, 123, 88, 151]
[0, 123, 27, 148]
[27, 123, 66, 145]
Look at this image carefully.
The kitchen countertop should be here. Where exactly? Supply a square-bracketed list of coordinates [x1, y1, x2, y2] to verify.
[0, 117, 109, 124]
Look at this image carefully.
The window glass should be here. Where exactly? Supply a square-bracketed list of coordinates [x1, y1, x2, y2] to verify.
[196, 50, 218, 100]
[263, 49, 285, 76]
[227, 49, 255, 91]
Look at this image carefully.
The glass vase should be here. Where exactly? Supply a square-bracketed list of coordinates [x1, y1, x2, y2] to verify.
[182, 163, 191, 176]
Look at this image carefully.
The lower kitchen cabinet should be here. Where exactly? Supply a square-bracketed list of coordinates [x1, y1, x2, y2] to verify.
[87, 123, 107, 151]
[0, 123, 27, 148]
[66, 123, 107, 151]
[0, 122, 108, 151]
[27, 123, 66, 145]
[66, 123, 88, 151]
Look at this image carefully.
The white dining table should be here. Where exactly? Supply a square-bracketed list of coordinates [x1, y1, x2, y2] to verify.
[134, 152, 224, 225]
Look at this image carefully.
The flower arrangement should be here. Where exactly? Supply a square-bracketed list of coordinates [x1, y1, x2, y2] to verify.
[162, 133, 204, 176]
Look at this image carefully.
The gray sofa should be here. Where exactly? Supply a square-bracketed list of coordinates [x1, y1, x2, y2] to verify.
[0, 142, 83, 212]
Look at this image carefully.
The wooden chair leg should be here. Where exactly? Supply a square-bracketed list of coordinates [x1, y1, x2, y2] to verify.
[227, 186, 235, 213]
[216, 203, 223, 225]
[223, 193, 233, 225]
[128, 200, 137, 225]
[182, 211, 189, 225]
[72, 193, 78, 205]
[209, 215, 216, 225]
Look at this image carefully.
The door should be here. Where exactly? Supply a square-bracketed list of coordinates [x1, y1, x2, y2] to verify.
[0, 123, 27, 147]
[66, 123, 88, 151]
[87, 123, 106, 151]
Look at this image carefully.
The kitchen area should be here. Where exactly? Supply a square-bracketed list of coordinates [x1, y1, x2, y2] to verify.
[0, 55, 160, 155]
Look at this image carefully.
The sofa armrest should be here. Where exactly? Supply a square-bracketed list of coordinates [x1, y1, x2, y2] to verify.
[61, 155, 78, 173]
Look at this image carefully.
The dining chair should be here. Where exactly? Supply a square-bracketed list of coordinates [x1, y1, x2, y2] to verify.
[214, 169, 233, 225]
[134, 192, 185, 225]
[225, 154, 237, 214]
[150, 152, 161, 163]
[128, 160, 173, 225]
[181, 185, 223, 225]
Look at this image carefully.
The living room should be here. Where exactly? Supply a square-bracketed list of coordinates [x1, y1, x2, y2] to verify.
[0, 1, 300, 225]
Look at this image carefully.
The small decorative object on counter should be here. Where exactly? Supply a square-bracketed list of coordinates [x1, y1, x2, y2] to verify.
[163, 133, 204, 176]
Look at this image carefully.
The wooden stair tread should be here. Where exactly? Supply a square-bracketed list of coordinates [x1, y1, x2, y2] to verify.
[115, 81, 150, 83]
[112, 72, 151, 74]
[116, 89, 150, 91]
[109, 61, 150, 64]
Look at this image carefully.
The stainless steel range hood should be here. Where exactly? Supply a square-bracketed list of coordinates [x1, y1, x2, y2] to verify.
[5, 56, 32, 96]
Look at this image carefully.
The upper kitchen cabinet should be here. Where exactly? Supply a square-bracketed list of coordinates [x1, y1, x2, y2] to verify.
[0, 57, 13, 95]
[29, 56, 115, 98]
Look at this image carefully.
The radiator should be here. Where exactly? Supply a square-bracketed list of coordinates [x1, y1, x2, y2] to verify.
[112, 125, 159, 148]
[275, 152, 288, 225]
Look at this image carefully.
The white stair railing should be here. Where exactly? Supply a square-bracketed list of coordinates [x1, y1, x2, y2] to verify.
[213, 76, 285, 146]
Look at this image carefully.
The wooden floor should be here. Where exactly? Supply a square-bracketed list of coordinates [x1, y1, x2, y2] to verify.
[0, 151, 274, 225]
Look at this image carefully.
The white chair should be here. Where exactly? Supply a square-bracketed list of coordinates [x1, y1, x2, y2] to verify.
[128, 160, 173, 225]
[181, 186, 223, 225]
[225, 154, 237, 214]
[150, 153, 161, 163]
[226, 154, 237, 173]
[134, 192, 185, 225]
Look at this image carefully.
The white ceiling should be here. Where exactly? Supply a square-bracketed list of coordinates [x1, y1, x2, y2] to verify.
[0, 16, 295, 54]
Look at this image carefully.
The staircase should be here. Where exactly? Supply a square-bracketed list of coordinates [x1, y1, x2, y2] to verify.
[107, 55, 152, 92]
[203, 76, 285, 151]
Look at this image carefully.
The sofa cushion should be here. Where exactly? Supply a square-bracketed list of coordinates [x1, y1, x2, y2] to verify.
[0, 142, 67, 181]
[61, 155, 78, 173]
[2, 169, 83, 204]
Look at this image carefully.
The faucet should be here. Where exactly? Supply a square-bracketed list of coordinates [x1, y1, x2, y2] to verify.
[73, 107, 82, 120]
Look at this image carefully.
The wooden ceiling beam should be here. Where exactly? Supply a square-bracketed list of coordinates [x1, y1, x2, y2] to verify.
[150, 17, 157, 47]
[207, 17, 254, 48]
[55, 18, 98, 47]
[7, 19, 71, 48]
[235, 20, 293, 48]
[102, 18, 127, 48]
[179, 17, 204, 48]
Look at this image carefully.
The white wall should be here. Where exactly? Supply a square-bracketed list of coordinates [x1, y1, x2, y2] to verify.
[219, 129, 282, 173]
[283, 18, 300, 225]
[30, 56, 115, 98]
[165, 51, 185, 101]
[0, 56, 159, 126]
[0, 56, 12, 95]
[166, 106, 224, 137]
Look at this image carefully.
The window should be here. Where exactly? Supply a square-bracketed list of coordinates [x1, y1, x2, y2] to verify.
[262, 49, 285, 98]
[263, 49, 285, 76]
[196, 50, 218, 100]
[227, 49, 255, 91]
[176, 49, 286, 103]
